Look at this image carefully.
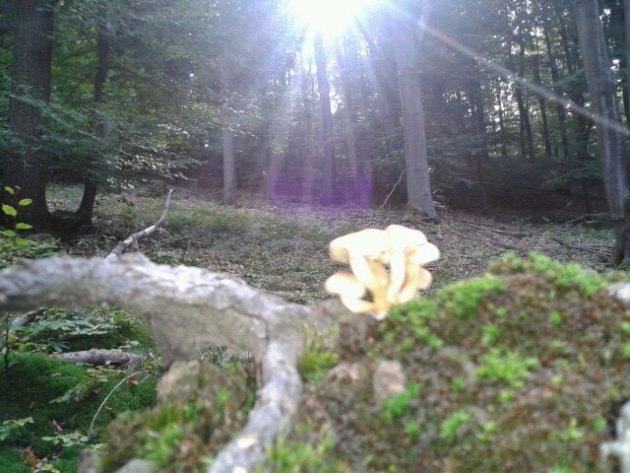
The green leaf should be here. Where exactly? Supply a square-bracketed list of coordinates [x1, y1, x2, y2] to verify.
[18, 198, 33, 206]
[2, 204, 17, 217]
[0, 229, 16, 238]
[15, 222, 32, 230]
[3, 186, 15, 195]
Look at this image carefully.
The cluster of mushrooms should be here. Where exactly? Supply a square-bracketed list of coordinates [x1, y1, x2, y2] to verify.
[325, 225, 440, 319]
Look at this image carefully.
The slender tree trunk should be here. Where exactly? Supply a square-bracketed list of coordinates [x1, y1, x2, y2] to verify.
[314, 34, 335, 204]
[77, 2, 110, 227]
[543, 18, 571, 162]
[220, 64, 236, 204]
[468, 78, 489, 213]
[222, 130, 236, 204]
[300, 66, 315, 203]
[532, 54, 553, 160]
[494, 79, 509, 160]
[575, 0, 630, 264]
[2, 0, 54, 229]
[390, 14, 437, 218]
[336, 45, 359, 180]
[625, 0, 630, 125]
[515, 35, 535, 160]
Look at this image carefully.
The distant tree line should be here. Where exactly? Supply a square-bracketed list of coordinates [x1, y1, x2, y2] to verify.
[1, 0, 629, 260]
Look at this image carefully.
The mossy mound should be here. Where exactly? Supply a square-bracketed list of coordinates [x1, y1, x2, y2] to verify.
[303, 253, 630, 472]
[100, 361, 256, 472]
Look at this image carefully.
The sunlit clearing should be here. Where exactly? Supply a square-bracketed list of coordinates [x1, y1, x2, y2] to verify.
[288, 0, 377, 37]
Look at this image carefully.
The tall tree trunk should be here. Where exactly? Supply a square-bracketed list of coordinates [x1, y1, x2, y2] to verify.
[515, 35, 536, 160]
[300, 66, 315, 203]
[336, 45, 359, 180]
[532, 54, 553, 160]
[223, 130, 236, 204]
[221, 64, 236, 204]
[543, 17, 571, 162]
[390, 13, 437, 218]
[468, 78, 489, 214]
[494, 79, 509, 160]
[314, 34, 335, 204]
[625, 0, 630, 125]
[77, 1, 110, 228]
[575, 0, 630, 264]
[2, 0, 54, 229]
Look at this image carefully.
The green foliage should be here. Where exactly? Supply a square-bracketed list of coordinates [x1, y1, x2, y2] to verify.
[0, 353, 155, 470]
[382, 382, 421, 422]
[257, 425, 349, 473]
[298, 327, 338, 382]
[10, 308, 155, 355]
[0, 417, 33, 442]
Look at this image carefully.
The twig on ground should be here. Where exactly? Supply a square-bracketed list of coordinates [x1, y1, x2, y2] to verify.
[562, 213, 608, 225]
[550, 237, 607, 255]
[11, 308, 45, 328]
[380, 170, 405, 210]
[105, 189, 174, 261]
[88, 371, 143, 439]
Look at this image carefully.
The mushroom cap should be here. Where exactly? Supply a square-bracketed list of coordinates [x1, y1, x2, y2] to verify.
[329, 228, 389, 264]
[325, 272, 366, 299]
[385, 225, 428, 249]
[409, 242, 440, 266]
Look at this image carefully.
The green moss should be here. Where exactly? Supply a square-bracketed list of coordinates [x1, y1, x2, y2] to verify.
[101, 364, 253, 472]
[382, 382, 421, 422]
[310, 254, 629, 472]
[0, 353, 155, 464]
[475, 349, 538, 388]
[298, 327, 338, 382]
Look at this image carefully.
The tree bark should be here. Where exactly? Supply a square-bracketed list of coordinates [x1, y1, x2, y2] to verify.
[2, 0, 54, 229]
[574, 0, 630, 263]
[390, 13, 437, 218]
[314, 34, 336, 205]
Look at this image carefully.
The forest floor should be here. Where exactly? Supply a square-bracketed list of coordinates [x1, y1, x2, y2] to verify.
[10, 184, 620, 473]
[49, 184, 615, 303]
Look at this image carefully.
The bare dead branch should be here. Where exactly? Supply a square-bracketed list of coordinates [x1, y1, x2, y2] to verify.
[105, 189, 174, 261]
[0, 256, 353, 473]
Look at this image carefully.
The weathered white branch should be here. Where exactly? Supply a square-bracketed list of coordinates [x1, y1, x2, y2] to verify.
[55, 349, 143, 370]
[0, 256, 352, 473]
[105, 188, 174, 261]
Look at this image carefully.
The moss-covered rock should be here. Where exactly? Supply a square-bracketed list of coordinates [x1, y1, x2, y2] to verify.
[302, 253, 630, 472]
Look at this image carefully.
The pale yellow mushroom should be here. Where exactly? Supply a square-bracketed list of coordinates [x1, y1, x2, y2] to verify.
[329, 228, 389, 294]
[326, 225, 440, 318]
[384, 225, 431, 303]
[325, 271, 376, 314]
[396, 243, 440, 303]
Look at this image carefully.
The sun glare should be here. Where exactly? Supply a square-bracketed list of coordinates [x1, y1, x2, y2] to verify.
[288, 0, 377, 37]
